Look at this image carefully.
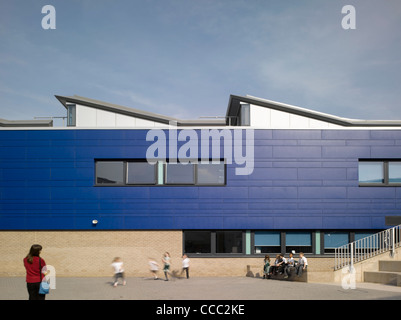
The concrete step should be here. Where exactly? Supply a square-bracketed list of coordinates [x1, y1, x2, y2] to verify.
[364, 271, 401, 286]
[379, 260, 401, 272]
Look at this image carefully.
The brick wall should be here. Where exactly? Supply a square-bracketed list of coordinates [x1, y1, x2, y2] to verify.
[1, 231, 335, 282]
[1, 230, 182, 277]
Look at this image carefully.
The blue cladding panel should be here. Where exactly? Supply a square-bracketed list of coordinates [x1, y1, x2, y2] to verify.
[1, 129, 401, 230]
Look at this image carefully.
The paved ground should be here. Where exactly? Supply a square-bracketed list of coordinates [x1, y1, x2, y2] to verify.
[1, 276, 401, 300]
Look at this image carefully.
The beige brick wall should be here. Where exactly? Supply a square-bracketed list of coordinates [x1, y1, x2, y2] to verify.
[1, 230, 182, 277]
[0, 231, 335, 282]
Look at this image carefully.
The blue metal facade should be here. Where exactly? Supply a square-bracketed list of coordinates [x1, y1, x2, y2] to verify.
[1, 128, 400, 230]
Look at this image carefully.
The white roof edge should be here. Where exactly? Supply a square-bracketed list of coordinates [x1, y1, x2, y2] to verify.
[240, 94, 401, 127]
[245, 95, 361, 122]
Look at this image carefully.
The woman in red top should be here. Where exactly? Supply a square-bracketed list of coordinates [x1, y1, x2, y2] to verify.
[23, 244, 47, 300]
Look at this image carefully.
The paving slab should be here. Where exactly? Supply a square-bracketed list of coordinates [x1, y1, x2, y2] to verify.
[1, 276, 401, 301]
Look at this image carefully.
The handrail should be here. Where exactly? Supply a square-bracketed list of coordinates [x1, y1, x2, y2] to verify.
[334, 224, 401, 270]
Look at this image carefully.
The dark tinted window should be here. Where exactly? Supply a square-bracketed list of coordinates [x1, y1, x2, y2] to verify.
[127, 162, 156, 184]
[165, 163, 194, 184]
[184, 231, 211, 254]
[197, 162, 225, 185]
[96, 161, 124, 184]
[216, 231, 243, 253]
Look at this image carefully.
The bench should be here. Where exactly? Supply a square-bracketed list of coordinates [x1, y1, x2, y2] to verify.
[269, 267, 308, 282]
[246, 265, 308, 282]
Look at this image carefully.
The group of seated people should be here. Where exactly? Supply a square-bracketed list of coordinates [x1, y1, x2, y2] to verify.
[263, 252, 308, 279]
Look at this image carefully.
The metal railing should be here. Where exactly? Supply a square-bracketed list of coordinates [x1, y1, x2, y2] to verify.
[34, 116, 67, 126]
[334, 224, 401, 270]
[198, 116, 239, 126]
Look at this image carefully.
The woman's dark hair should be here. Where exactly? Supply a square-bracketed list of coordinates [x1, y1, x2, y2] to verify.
[26, 244, 42, 264]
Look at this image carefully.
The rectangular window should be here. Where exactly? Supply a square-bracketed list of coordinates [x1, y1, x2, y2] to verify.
[354, 231, 376, 241]
[354, 231, 379, 249]
[165, 163, 195, 185]
[240, 104, 250, 126]
[184, 231, 212, 254]
[197, 162, 225, 185]
[95, 161, 124, 185]
[285, 231, 312, 253]
[359, 160, 401, 186]
[164, 160, 225, 185]
[254, 231, 281, 254]
[67, 104, 76, 127]
[389, 162, 401, 184]
[324, 231, 349, 254]
[127, 161, 156, 185]
[358, 161, 384, 184]
[95, 159, 225, 186]
[183, 230, 244, 256]
[216, 231, 243, 253]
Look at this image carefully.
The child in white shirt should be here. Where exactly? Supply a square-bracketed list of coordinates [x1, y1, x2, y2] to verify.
[180, 254, 190, 279]
[111, 257, 126, 287]
[148, 258, 159, 280]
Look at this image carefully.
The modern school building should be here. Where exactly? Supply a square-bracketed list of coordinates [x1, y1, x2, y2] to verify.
[1, 94, 401, 281]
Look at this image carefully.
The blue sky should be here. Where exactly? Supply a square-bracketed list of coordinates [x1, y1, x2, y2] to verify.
[0, 0, 400, 125]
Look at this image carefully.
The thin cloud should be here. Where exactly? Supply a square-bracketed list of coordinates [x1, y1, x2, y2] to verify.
[0, 1, 400, 121]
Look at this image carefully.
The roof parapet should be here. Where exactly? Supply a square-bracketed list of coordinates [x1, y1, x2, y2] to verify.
[0, 118, 53, 127]
[55, 94, 225, 127]
[226, 94, 401, 127]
